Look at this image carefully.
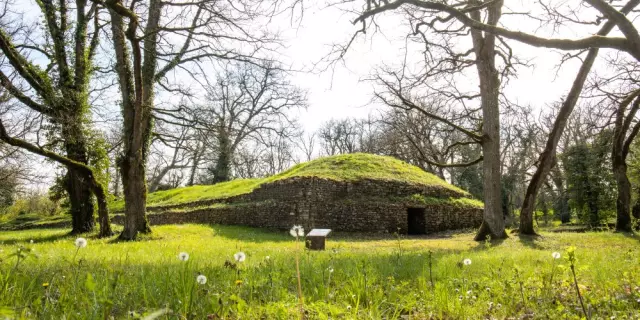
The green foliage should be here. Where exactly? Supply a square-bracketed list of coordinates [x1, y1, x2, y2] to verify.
[0, 193, 62, 221]
[562, 133, 616, 226]
[0, 225, 638, 318]
[111, 153, 471, 211]
[85, 129, 111, 191]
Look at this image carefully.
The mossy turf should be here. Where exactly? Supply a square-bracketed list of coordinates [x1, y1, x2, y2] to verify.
[0, 225, 638, 319]
[110, 153, 472, 212]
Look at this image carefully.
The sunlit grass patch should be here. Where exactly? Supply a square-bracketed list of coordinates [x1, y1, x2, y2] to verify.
[0, 225, 638, 318]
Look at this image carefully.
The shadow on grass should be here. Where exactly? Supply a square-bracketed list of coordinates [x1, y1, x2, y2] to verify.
[515, 233, 546, 250]
[208, 224, 476, 244]
[0, 232, 71, 245]
[620, 230, 640, 243]
[210, 224, 292, 243]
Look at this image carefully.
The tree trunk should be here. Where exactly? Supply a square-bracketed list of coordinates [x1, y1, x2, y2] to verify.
[63, 129, 95, 234]
[91, 178, 113, 238]
[519, 49, 598, 234]
[470, 2, 506, 241]
[114, 161, 121, 197]
[148, 166, 172, 192]
[188, 144, 201, 186]
[613, 147, 633, 231]
[632, 186, 640, 219]
[119, 156, 151, 240]
[610, 91, 640, 232]
[213, 130, 232, 183]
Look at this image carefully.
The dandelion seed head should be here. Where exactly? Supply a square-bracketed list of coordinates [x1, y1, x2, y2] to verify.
[178, 252, 189, 261]
[346, 305, 352, 311]
[196, 275, 207, 285]
[234, 252, 246, 262]
[290, 225, 304, 237]
[30, 240, 33, 244]
[74, 237, 87, 248]
[463, 258, 472, 265]
[552, 252, 561, 259]
[265, 256, 270, 261]
[328, 267, 334, 273]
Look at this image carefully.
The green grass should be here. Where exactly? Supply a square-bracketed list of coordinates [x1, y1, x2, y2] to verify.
[265, 153, 467, 194]
[109, 179, 265, 212]
[110, 153, 471, 211]
[0, 224, 638, 319]
[407, 194, 484, 208]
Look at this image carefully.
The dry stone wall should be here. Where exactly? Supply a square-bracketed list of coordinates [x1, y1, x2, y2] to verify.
[114, 177, 483, 234]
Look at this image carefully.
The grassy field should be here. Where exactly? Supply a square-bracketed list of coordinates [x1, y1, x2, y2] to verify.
[0, 225, 638, 319]
[109, 153, 473, 212]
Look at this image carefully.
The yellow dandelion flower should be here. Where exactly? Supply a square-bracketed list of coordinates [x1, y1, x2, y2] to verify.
[235, 280, 243, 286]
[42, 282, 49, 289]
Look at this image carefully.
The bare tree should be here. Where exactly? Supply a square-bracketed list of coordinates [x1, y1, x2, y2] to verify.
[191, 62, 306, 183]
[147, 124, 192, 192]
[317, 119, 360, 156]
[295, 132, 316, 162]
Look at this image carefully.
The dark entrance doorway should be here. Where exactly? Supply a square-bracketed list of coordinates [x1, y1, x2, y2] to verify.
[407, 208, 426, 235]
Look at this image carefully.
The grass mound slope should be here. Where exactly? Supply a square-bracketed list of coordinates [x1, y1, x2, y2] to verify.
[110, 153, 472, 211]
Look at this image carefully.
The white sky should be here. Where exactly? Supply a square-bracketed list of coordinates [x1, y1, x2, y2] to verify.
[8, 0, 625, 190]
[275, 2, 591, 132]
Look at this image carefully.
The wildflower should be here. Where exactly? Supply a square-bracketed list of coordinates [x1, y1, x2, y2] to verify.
[346, 305, 352, 311]
[290, 225, 305, 238]
[328, 267, 334, 273]
[30, 240, 34, 244]
[496, 303, 502, 309]
[265, 256, 270, 261]
[42, 282, 49, 289]
[235, 279, 243, 286]
[234, 252, 246, 262]
[552, 252, 561, 259]
[196, 275, 207, 285]
[458, 295, 463, 301]
[178, 252, 189, 261]
[466, 290, 472, 296]
[74, 237, 87, 248]
[486, 287, 491, 292]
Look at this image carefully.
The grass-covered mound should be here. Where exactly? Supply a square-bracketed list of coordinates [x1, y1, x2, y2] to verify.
[110, 153, 472, 211]
[0, 225, 638, 318]
[266, 153, 466, 193]
[109, 178, 264, 212]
